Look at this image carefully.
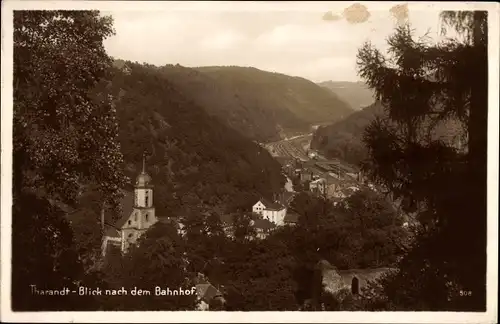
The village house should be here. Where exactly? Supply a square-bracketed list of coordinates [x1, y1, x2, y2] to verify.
[252, 196, 287, 226]
[101, 157, 158, 257]
[309, 178, 328, 196]
[313, 161, 362, 182]
[284, 211, 300, 226]
[299, 168, 314, 183]
[219, 213, 236, 238]
[283, 163, 295, 177]
[309, 177, 342, 200]
[195, 273, 225, 311]
[338, 164, 362, 182]
[218, 210, 286, 240]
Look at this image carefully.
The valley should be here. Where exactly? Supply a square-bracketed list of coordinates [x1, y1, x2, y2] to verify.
[265, 133, 313, 162]
[10, 6, 487, 315]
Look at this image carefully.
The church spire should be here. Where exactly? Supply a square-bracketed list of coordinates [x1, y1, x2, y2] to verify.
[142, 151, 146, 173]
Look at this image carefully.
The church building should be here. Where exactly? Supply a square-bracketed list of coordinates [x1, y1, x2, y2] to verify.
[102, 156, 158, 256]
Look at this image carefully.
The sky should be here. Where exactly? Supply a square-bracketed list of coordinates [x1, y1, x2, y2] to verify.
[103, 2, 446, 83]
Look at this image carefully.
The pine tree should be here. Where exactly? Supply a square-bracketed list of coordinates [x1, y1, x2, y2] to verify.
[356, 10, 487, 310]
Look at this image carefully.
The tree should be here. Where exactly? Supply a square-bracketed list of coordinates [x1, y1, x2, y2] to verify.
[70, 208, 103, 271]
[13, 10, 126, 207]
[232, 213, 256, 241]
[356, 10, 487, 310]
[182, 209, 228, 277]
[222, 238, 298, 311]
[11, 192, 96, 311]
[352, 190, 399, 222]
[101, 222, 198, 310]
[290, 192, 322, 229]
[12, 10, 126, 310]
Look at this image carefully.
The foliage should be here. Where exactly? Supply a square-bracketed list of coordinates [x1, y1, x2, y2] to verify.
[13, 10, 126, 208]
[70, 207, 103, 270]
[12, 10, 125, 310]
[222, 238, 298, 311]
[282, 190, 407, 306]
[181, 209, 227, 277]
[178, 210, 300, 311]
[11, 192, 97, 311]
[356, 11, 487, 310]
[289, 190, 406, 269]
[100, 222, 198, 310]
[232, 213, 257, 242]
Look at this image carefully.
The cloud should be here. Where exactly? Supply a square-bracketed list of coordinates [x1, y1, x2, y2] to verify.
[343, 3, 371, 24]
[322, 11, 342, 22]
[103, 5, 443, 82]
[390, 3, 409, 26]
[255, 23, 350, 49]
[200, 31, 247, 50]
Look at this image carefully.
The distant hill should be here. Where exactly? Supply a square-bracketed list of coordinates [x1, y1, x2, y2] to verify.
[100, 61, 286, 217]
[153, 64, 353, 142]
[311, 102, 384, 166]
[311, 101, 466, 166]
[318, 81, 375, 111]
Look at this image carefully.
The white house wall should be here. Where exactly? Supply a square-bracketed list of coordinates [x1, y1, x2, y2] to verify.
[252, 201, 266, 215]
[276, 208, 287, 226]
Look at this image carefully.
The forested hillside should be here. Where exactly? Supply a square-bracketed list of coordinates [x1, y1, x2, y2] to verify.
[311, 102, 384, 166]
[318, 81, 375, 111]
[137, 63, 353, 142]
[101, 62, 285, 217]
[311, 101, 466, 166]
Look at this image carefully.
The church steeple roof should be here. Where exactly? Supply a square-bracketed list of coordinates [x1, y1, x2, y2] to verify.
[135, 152, 152, 187]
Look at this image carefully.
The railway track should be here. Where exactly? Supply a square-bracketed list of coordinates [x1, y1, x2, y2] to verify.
[265, 133, 312, 161]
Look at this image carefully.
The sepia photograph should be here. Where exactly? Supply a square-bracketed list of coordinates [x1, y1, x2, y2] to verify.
[1, 1, 498, 323]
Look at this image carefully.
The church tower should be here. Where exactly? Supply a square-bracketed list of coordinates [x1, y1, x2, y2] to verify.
[133, 152, 156, 229]
[102, 152, 158, 256]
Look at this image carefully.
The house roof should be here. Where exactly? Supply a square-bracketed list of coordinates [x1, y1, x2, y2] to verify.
[114, 191, 135, 228]
[196, 284, 222, 303]
[325, 174, 342, 185]
[282, 191, 295, 205]
[284, 212, 300, 223]
[105, 226, 121, 238]
[194, 273, 209, 285]
[259, 198, 285, 211]
[338, 163, 360, 174]
[253, 218, 276, 230]
[315, 161, 360, 175]
[311, 178, 327, 184]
